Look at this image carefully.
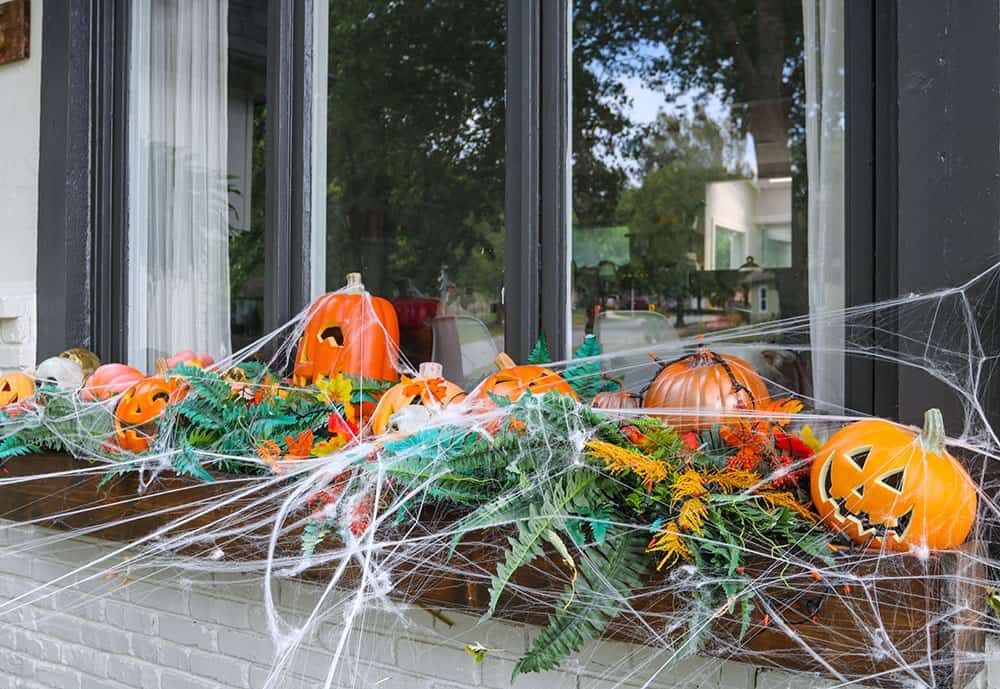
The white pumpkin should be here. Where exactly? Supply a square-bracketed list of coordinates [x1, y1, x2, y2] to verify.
[35, 356, 85, 391]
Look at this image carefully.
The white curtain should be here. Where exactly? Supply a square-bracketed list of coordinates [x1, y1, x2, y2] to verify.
[128, 0, 231, 371]
[803, 0, 845, 410]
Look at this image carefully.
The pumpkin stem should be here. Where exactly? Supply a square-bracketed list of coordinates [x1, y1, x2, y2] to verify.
[602, 374, 625, 391]
[344, 272, 364, 290]
[418, 362, 444, 379]
[920, 408, 946, 454]
[494, 352, 516, 370]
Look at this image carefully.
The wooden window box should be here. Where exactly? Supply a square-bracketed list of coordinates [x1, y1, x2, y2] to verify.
[0, 453, 988, 689]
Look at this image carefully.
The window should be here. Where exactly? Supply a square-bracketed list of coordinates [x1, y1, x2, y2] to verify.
[321, 1, 507, 388]
[570, 0, 844, 400]
[126, 0, 270, 369]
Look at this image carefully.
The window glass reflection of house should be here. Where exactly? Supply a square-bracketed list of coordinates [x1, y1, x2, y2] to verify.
[703, 177, 793, 271]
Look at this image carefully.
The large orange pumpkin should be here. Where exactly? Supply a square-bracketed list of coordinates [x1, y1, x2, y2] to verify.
[293, 273, 400, 385]
[643, 346, 769, 429]
[114, 377, 186, 452]
[810, 408, 977, 551]
[0, 372, 35, 407]
[469, 353, 578, 409]
[370, 362, 466, 435]
[82, 364, 146, 402]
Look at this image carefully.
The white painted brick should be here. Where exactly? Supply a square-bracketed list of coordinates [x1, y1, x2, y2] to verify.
[128, 581, 190, 614]
[718, 661, 755, 689]
[190, 648, 250, 687]
[105, 600, 159, 635]
[35, 660, 83, 689]
[190, 591, 250, 628]
[316, 621, 396, 664]
[159, 670, 222, 689]
[398, 638, 482, 686]
[108, 655, 144, 686]
[158, 611, 217, 650]
[426, 610, 525, 655]
[481, 656, 577, 689]
[73, 619, 132, 654]
[248, 665, 313, 689]
[132, 633, 191, 670]
[34, 612, 82, 644]
[0, 649, 35, 677]
[59, 643, 109, 678]
[0, 550, 33, 577]
[218, 628, 277, 663]
[0, 622, 15, 649]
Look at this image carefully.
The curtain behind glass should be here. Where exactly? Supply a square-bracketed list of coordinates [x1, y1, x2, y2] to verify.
[803, 0, 845, 409]
[128, 0, 231, 370]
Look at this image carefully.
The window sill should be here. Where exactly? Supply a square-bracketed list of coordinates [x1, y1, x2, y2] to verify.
[0, 453, 986, 689]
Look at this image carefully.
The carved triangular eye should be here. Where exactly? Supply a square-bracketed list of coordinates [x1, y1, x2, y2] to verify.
[847, 448, 870, 471]
[878, 468, 905, 493]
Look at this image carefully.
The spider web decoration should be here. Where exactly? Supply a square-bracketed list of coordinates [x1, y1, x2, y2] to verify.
[2, 267, 1000, 689]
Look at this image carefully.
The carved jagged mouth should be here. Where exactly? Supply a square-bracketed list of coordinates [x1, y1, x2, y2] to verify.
[818, 457, 914, 541]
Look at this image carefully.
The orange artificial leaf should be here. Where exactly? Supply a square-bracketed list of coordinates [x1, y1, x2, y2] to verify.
[284, 430, 315, 460]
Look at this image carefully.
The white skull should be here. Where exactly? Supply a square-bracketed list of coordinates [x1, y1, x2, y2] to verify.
[34, 356, 85, 391]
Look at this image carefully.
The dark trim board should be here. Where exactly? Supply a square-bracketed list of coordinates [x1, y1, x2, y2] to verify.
[504, 0, 541, 363]
[36, 0, 129, 363]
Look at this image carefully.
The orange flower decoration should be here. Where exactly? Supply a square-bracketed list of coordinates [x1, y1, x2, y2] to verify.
[284, 430, 315, 460]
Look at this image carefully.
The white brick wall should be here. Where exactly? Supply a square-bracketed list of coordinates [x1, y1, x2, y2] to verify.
[0, 522, 989, 689]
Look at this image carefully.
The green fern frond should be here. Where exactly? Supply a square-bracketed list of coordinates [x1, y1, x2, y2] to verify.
[514, 529, 649, 676]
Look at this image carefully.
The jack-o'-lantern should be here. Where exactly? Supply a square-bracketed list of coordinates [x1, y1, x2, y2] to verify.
[293, 273, 400, 385]
[591, 376, 641, 411]
[810, 408, 977, 551]
[643, 346, 769, 430]
[114, 377, 186, 452]
[370, 362, 466, 435]
[83, 364, 146, 402]
[0, 372, 35, 407]
[470, 353, 578, 409]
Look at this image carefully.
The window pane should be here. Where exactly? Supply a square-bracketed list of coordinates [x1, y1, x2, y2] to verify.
[324, 2, 506, 388]
[126, 0, 268, 369]
[571, 0, 844, 403]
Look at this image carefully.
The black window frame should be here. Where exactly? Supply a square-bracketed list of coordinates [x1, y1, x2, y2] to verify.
[34, 0, 1000, 432]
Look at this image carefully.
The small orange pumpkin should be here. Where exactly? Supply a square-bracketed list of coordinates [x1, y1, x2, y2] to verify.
[469, 353, 578, 409]
[643, 346, 769, 430]
[82, 364, 146, 402]
[114, 377, 186, 452]
[591, 376, 641, 411]
[370, 362, 466, 435]
[810, 408, 977, 551]
[0, 372, 35, 407]
[293, 273, 400, 386]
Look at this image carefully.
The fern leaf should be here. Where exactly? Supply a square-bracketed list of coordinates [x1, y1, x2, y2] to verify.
[301, 520, 332, 558]
[484, 473, 597, 619]
[514, 530, 648, 676]
[173, 446, 215, 483]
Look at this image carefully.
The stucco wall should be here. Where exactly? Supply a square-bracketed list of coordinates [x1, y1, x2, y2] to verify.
[0, 0, 41, 370]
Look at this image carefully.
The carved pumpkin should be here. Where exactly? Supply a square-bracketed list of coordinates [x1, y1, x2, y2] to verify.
[114, 377, 186, 452]
[810, 408, 977, 551]
[293, 273, 400, 385]
[82, 364, 146, 402]
[591, 376, 641, 411]
[470, 353, 578, 409]
[0, 372, 35, 407]
[370, 362, 466, 435]
[643, 346, 769, 429]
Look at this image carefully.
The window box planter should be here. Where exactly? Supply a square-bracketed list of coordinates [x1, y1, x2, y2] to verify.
[0, 453, 987, 689]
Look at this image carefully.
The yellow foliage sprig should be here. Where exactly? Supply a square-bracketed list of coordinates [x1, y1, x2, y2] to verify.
[585, 439, 669, 490]
[647, 520, 690, 570]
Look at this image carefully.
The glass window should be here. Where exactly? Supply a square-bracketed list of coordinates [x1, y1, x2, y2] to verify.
[323, 1, 506, 388]
[571, 0, 844, 403]
[126, 0, 269, 369]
